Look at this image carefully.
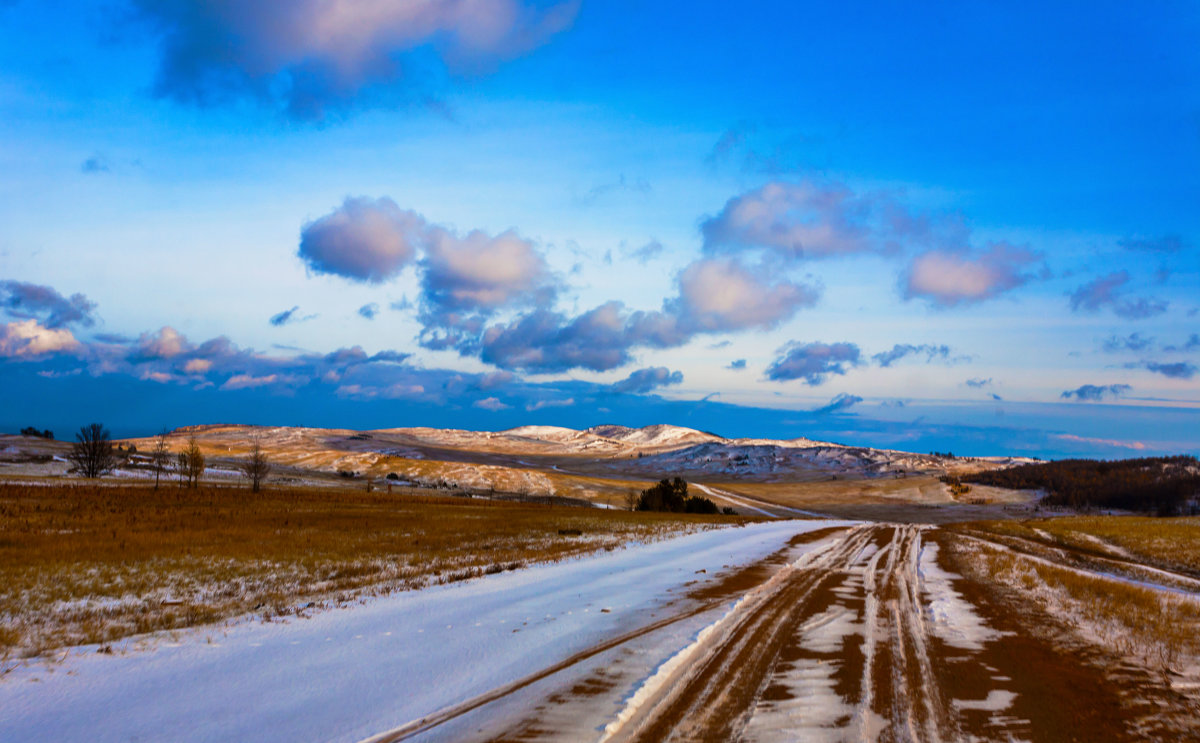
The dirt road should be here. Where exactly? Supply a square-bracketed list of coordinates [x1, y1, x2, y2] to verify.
[390, 523, 1195, 743]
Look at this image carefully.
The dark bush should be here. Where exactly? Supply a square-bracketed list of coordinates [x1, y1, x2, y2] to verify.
[637, 477, 688, 512]
[386, 472, 400, 481]
[636, 477, 719, 514]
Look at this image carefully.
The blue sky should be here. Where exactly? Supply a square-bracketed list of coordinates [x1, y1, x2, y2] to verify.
[1, 1, 1197, 457]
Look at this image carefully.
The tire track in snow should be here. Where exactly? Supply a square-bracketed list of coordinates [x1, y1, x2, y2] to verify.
[464, 524, 1187, 743]
[691, 483, 779, 518]
[692, 482, 829, 519]
[361, 526, 863, 743]
[611, 524, 1027, 743]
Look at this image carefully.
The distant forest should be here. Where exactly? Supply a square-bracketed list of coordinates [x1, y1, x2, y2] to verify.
[963, 456, 1200, 514]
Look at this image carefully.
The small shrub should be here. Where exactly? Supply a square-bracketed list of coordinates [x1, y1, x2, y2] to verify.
[684, 496, 719, 514]
[635, 477, 720, 514]
[939, 475, 971, 497]
[637, 477, 688, 512]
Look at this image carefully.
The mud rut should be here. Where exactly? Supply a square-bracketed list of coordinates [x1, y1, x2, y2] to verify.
[379, 525, 1187, 743]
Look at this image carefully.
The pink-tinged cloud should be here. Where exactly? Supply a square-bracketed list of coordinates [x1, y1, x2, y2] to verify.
[701, 181, 874, 258]
[139, 370, 178, 384]
[134, 0, 579, 119]
[422, 226, 556, 312]
[1055, 434, 1146, 451]
[0, 319, 81, 358]
[133, 326, 191, 360]
[903, 242, 1040, 306]
[526, 397, 574, 411]
[221, 373, 283, 391]
[473, 396, 510, 411]
[676, 258, 819, 332]
[475, 258, 820, 374]
[183, 358, 213, 374]
[299, 197, 424, 284]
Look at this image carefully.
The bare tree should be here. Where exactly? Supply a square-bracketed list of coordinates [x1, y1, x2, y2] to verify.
[624, 489, 639, 512]
[176, 432, 205, 492]
[151, 428, 171, 490]
[186, 436, 205, 487]
[68, 423, 117, 479]
[174, 451, 189, 488]
[239, 435, 270, 493]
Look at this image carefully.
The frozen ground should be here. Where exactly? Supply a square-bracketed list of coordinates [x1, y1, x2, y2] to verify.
[0, 520, 847, 743]
[5, 517, 1196, 742]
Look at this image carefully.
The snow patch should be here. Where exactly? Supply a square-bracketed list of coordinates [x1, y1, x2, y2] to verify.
[918, 542, 1000, 650]
[0, 520, 849, 743]
[953, 689, 1018, 712]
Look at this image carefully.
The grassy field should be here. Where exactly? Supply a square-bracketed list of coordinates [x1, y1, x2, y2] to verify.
[949, 534, 1200, 669]
[958, 515, 1200, 575]
[945, 515, 1200, 671]
[718, 475, 1028, 506]
[0, 482, 745, 659]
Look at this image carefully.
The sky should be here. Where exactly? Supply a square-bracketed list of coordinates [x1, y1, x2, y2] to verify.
[0, 0, 1197, 458]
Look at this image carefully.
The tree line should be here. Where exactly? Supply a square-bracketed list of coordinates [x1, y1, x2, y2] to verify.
[962, 456, 1200, 515]
[65, 423, 270, 491]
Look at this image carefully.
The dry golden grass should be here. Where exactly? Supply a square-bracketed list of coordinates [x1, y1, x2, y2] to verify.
[0, 482, 744, 659]
[960, 538, 1200, 669]
[962, 516, 1200, 575]
[718, 475, 1033, 507]
[716, 475, 946, 504]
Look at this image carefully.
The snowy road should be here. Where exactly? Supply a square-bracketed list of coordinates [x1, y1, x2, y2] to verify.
[4, 521, 1188, 742]
[0, 520, 847, 743]
[478, 524, 1195, 742]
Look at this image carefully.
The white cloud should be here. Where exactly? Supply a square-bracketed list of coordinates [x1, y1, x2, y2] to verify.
[422, 227, 555, 312]
[903, 243, 1039, 306]
[473, 396, 510, 411]
[0, 319, 81, 358]
[676, 258, 819, 332]
[221, 373, 281, 391]
[134, 326, 191, 360]
[526, 397, 574, 411]
[299, 197, 424, 283]
[183, 358, 213, 374]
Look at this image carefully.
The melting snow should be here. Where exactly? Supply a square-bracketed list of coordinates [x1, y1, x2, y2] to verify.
[0, 520, 850, 743]
[918, 541, 1000, 650]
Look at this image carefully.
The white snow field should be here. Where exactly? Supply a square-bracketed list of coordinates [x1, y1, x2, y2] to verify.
[0, 519, 850, 743]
